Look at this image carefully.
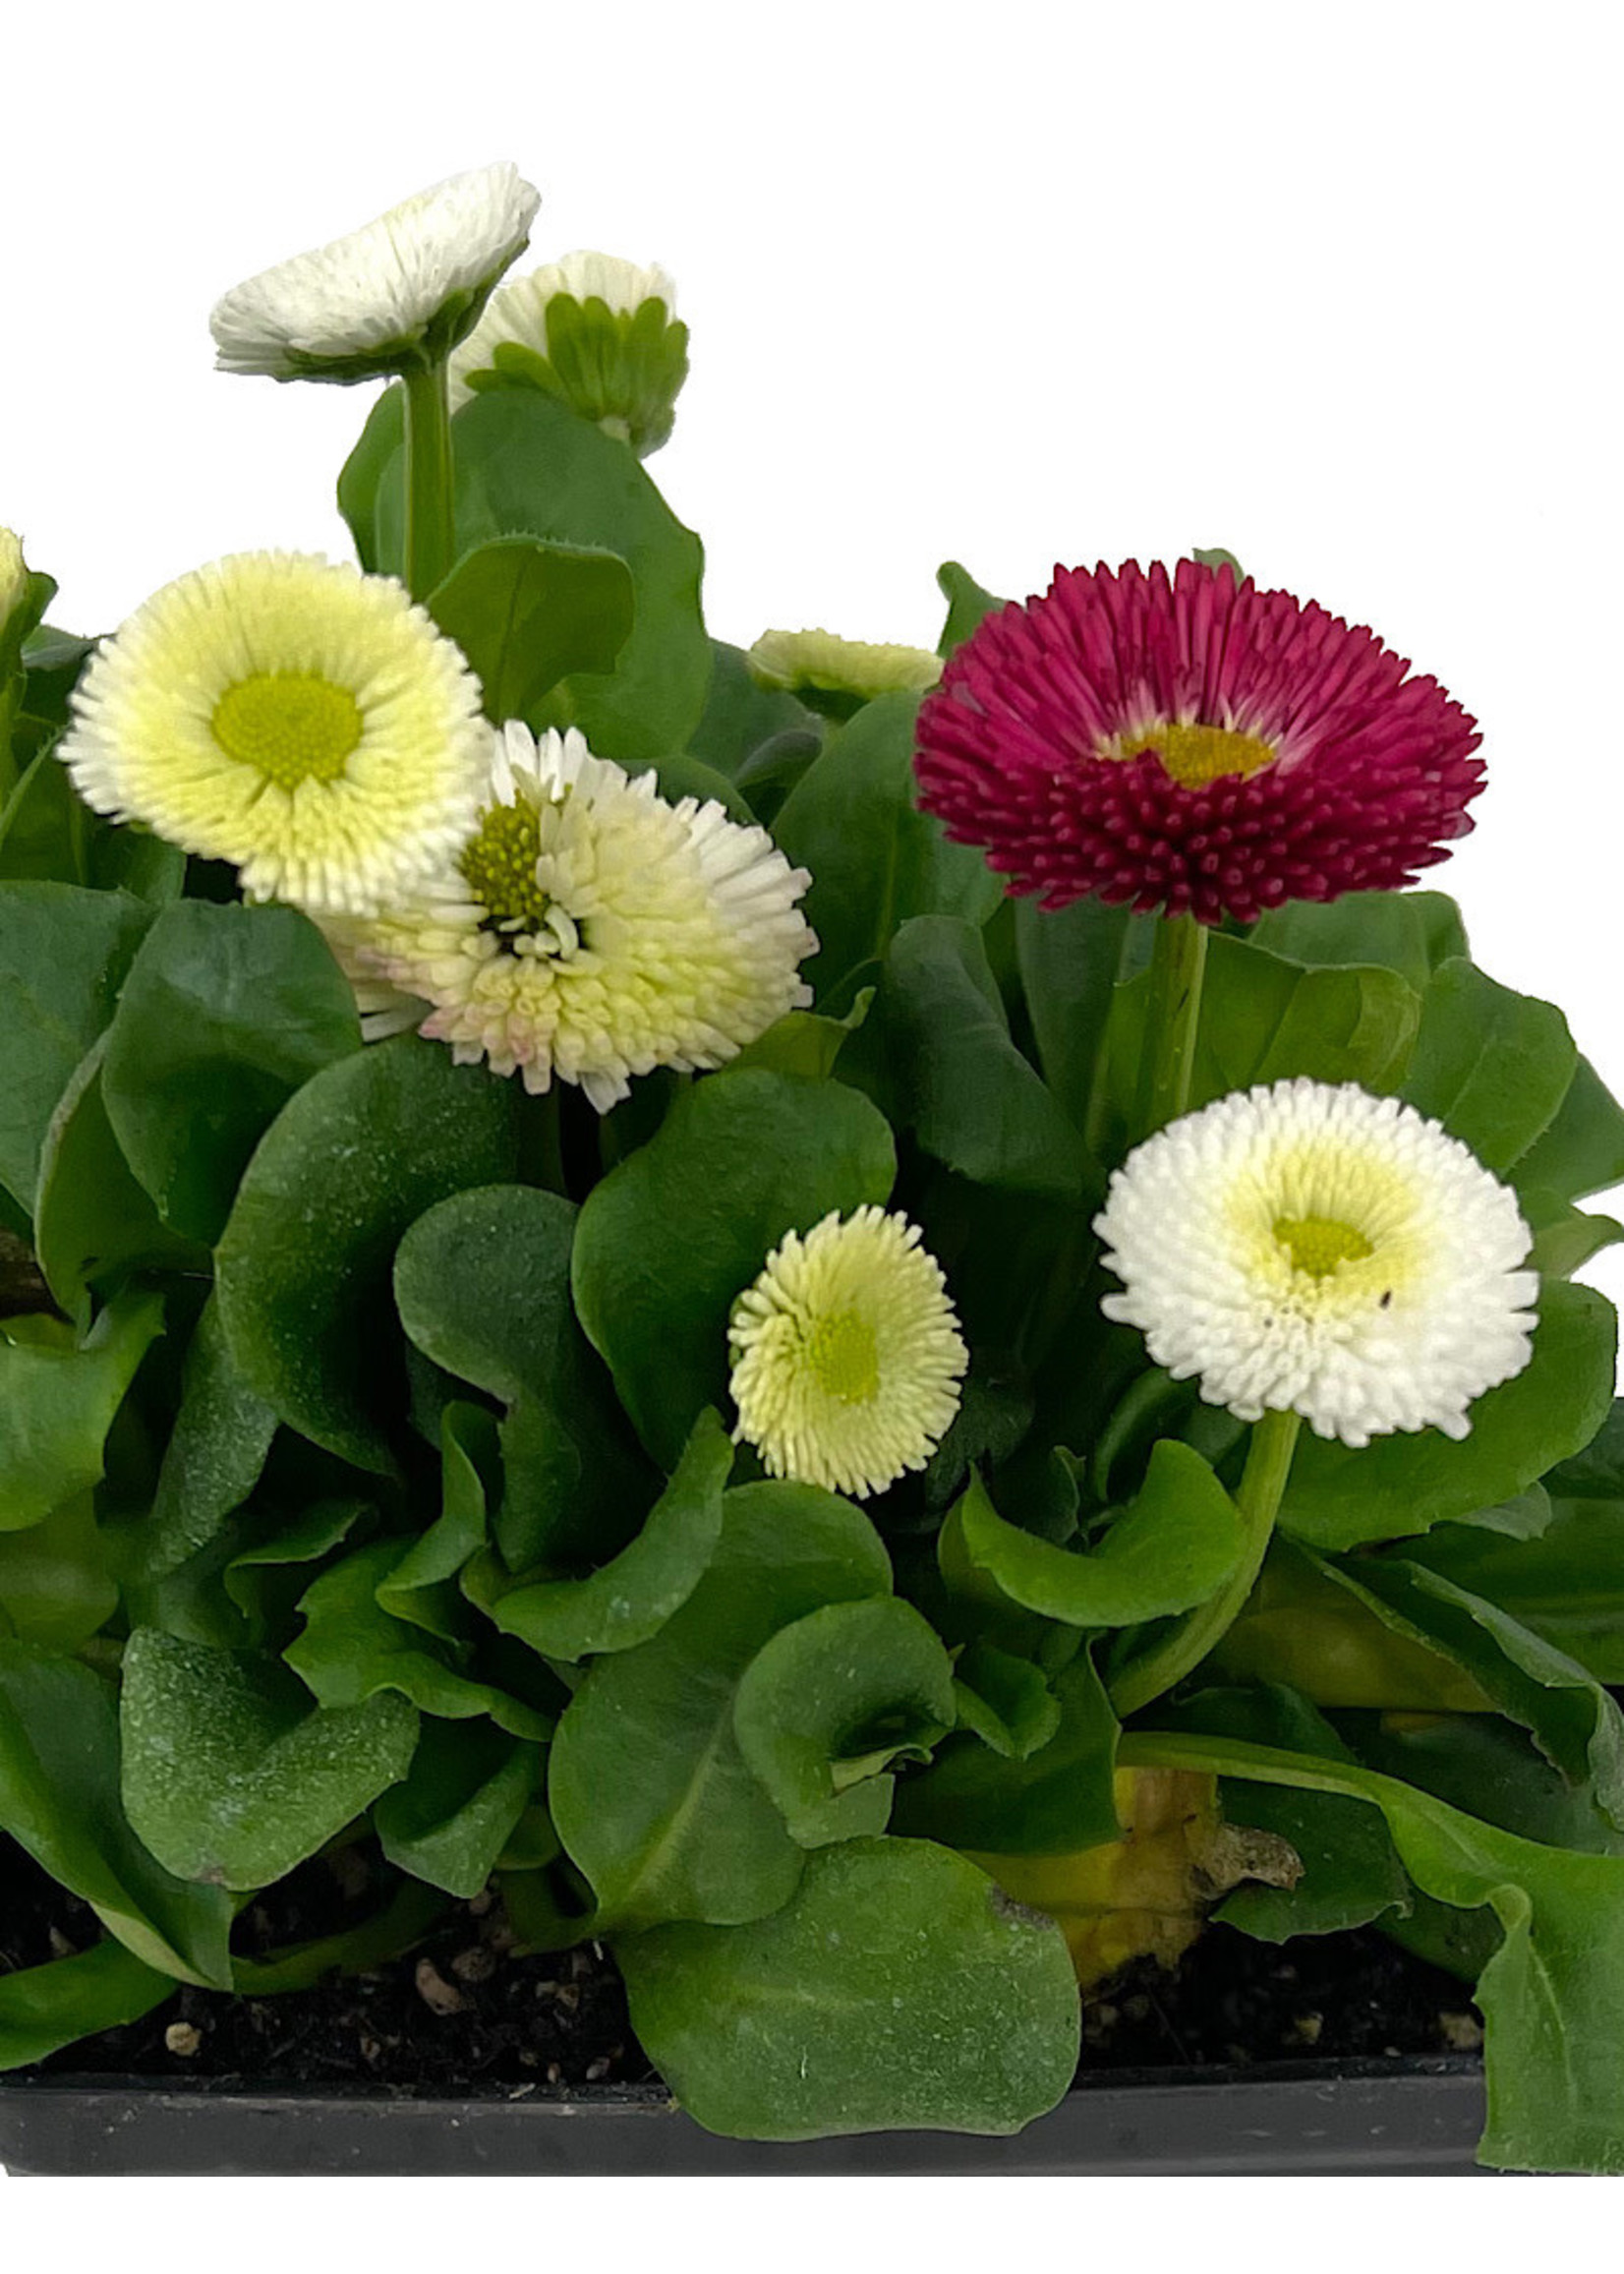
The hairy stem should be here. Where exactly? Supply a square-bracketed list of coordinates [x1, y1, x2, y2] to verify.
[402, 360, 455, 602]
[1136, 908, 1208, 1139]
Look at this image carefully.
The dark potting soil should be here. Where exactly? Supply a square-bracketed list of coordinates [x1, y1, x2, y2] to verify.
[2, 1835, 1480, 2096]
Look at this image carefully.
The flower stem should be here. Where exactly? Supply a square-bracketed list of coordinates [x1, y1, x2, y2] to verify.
[402, 360, 455, 602]
[1136, 909, 1208, 1139]
[1109, 1406, 1303, 1720]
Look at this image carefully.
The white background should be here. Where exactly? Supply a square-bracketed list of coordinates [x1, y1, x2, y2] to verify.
[0, 0, 1619, 2224]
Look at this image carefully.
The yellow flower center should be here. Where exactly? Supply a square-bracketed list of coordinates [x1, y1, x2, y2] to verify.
[458, 803, 551, 930]
[1122, 722, 1277, 788]
[805, 1311, 881, 1404]
[211, 672, 363, 788]
[1274, 1214, 1374, 1279]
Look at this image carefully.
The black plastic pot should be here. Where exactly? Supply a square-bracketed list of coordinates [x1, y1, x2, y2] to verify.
[0, 2056, 1488, 2176]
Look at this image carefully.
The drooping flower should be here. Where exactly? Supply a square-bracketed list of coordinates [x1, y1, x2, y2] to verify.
[327, 721, 816, 1110]
[449, 250, 687, 452]
[914, 558, 1484, 925]
[746, 626, 943, 719]
[1093, 1079, 1537, 1447]
[56, 552, 487, 912]
[209, 163, 541, 383]
[728, 1206, 968, 1498]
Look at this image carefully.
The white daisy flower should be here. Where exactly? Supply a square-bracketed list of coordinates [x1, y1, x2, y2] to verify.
[728, 1207, 968, 1499]
[448, 250, 686, 452]
[325, 722, 816, 1110]
[1094, 1079, 1539, 1449]
[56, 552, 487, 914]
[746, 627, 943, 716]
[209, 162, 541, 383]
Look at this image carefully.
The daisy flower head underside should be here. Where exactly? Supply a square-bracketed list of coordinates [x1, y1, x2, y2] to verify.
[448, 250, 679, 408]
[210, 162, 541, 382]
[729, 1207, 969, 1498]
[914, 558, 1484, 924]
[56, 553, 487, 912]
[1094, 1079, 1538, 1447]
[334, 722, 817, 1110]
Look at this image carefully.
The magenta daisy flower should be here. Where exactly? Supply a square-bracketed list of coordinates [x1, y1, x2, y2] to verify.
[913, 559, 1484, 924]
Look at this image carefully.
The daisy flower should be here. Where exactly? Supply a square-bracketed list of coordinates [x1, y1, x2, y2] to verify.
[328, 722, 816, 1110]
[746, 627, 943, 718]
[449, 250, 687, 453]
[728, 1206, 968, 1498]
[914, 557, 1484, 924]
[209, 162, 540, 383]
[1093, 1079, 1538, 1448]
[55, 552, 487, 913]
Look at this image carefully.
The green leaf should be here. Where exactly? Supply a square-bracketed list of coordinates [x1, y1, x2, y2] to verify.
[136, 1296, 279, 1584]
[426, 536, 635, 725]
[1401, 960, 1576, 1174]
[935, 561, 1008, 657]
[1402, 1500, 1624, 1688]
[124, 1496, 367, 1659]
[1209, 1535, 1501, 1713]
[548, 1480, 893, 1930]
[393, 1184, 652, 1570]
[1319, 1554, 1624, 1831]
[1122, 1724, 1624, 2175]
[732, 1597, 957, 1845]
[1249, 891, 1469, 989]
[286, 1540, 551, 1739]
[952, 1642, 1063, 1761]
[1280, 1281, 1617, 1549]
[0, 1937, 176, 2073]
[1015, 896, 1138, 1137]
[773, 693, 1003, 1013]
[1346, 1708, 1624, 1858]
[0, 1289, 164, 1533]
[0, 745, 89, 888]
[616, 1836, 1079, 2142]
[0, 882, 156, 1211]
[1526, 1192, 1624, 1280]
[100, 901, 361, 1245]
[120, 1629, 419, 1890]
[950, 1445, 1243, 1628]
[352, 386, 710, 758]
[0, 1492, 116, 1648]
[572, 1070, 895, 1470]
[687, 641, 819, 780]
[31, 1034, 203, 1312]
[214, 1037, 521, 1475]
[846, 915, 1090, 1198]
[1097, 933, 1421, 1160]
[726, 993, 871, 1083]
[374, 1718, 544, 1899]
[1514, 1056, 1624, 1206]
[465, 1408, 730, 1661]
[890, 1652, 1121, 1857]
[375, 1401, 496, 1642]
[0, 1639, 233, 1986]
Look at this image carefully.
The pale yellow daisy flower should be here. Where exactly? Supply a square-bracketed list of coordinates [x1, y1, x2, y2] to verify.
[746, 627, 943, 713]
[56, 553, 487, 914]
[728, 1206, 968, 1499]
